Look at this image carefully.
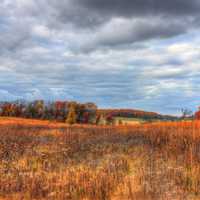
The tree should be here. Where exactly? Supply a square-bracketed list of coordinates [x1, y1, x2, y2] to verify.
[1, 103, 14, 116]
[106, 113, 114, 125]
[195, 107, 200, 120]
[34, 100, 44, 118]
[26, 103, 37, 118]
[54, 101, 66, 120]
[82, 112, 89, 123]
[95, 114, 101, 125]
[66, 105, 77, 125]
[181, 108, 192, 119]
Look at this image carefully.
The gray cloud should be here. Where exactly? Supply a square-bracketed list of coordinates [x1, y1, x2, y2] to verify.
[79, 18, 187, 51]
[44, 0, 200, 28]
[30, 0, 199, 51]
[46, 1, 200, 51]
[0, 23, 31, 54]
[75, 0, 200, 17]
[0, 0, 200, 114]
[1, 0, 199, 53]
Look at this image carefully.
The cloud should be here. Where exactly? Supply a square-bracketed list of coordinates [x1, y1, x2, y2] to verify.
[0, 0, 200, 114]
[78, 17, 187, 51]
[74, 0, 200, 17]
[39, 0, 200, 30]
[2, 0, 199, 52]
[32, 25, 51, 38]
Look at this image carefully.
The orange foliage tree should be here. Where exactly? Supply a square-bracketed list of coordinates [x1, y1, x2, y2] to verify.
[195, 107, 200, 120]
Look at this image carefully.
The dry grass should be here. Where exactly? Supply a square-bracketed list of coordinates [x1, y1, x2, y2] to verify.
[1, 118, 200, 199]
[0, 117, 68, 128]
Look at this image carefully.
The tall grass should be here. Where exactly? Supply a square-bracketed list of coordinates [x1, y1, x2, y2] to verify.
[0, 120, 200, 199]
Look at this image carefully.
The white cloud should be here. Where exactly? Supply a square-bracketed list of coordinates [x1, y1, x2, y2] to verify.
[32, 25, 51, 38]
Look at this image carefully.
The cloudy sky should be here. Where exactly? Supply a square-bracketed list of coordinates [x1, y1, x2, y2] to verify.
[0, 0, 200, 115]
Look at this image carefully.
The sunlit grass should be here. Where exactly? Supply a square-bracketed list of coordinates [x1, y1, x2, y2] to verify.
[1, 118, 200, 199]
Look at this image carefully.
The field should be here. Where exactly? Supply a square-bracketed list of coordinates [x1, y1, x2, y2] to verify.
[1, 118, 200, 199]
[113, 117, 145, 125]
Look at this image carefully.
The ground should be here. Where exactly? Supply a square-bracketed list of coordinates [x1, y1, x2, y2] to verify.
[113, 117, 145, 125]
[0, 118, 200, 200]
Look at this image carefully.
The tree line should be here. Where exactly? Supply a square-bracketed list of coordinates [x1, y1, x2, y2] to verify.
[0, 100, 182, 124]
[0, 100, 99, 125]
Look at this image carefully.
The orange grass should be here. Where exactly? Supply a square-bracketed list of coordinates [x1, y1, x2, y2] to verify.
[1, 118, 200, 199]
[0, 117, 69, 128]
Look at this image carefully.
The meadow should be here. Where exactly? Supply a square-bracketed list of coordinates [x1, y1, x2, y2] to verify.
[0, 118, 200, 200]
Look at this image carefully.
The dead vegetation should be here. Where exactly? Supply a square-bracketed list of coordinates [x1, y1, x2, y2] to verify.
[0, 119, 200, 199]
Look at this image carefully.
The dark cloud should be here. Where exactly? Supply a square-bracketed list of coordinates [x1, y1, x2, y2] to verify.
[45, 0, 200, 29]
[84, 19, 187, 51]
[75, 0, 200, 17]
[33, 0, 199, 50]
[0, 0, 200, 114]
[1, 0, 199, 53]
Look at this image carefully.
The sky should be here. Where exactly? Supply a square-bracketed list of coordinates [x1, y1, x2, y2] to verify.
[0, 0, 200, 115]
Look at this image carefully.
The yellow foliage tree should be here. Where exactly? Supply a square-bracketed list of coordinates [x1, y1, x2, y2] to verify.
[66, 105, 77, 125]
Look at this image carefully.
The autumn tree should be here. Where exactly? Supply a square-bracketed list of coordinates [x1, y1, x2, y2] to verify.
[0, 100, 98, 124]
[26, 103, 37, 118]
[195, 107, 200, 120]
[66, 104, 77, 125]
[34, 100, 44, 118]
[95, 114, 101, 125]
[1, 103, 13, 116]
[106, 113, 114, 125]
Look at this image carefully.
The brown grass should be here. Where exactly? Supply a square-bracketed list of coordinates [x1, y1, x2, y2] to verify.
[1, 118, 200, 199]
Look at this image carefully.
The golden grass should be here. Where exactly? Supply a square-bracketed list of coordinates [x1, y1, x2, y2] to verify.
[0, 117, 68, 128]
[0, 118, 200, 199]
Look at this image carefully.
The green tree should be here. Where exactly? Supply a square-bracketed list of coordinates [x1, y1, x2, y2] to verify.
[66, 105, 77, 125]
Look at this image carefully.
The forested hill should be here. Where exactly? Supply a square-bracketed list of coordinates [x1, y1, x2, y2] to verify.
[0, 100, 178, 123]
[97, 109, 178, 121]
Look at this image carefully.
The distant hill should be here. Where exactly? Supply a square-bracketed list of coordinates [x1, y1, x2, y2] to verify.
[97, 109, 178, 121]
[0, 100, 179, 123]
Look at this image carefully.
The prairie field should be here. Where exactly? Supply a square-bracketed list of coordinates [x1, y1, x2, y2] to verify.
[1, 118, 200, 200]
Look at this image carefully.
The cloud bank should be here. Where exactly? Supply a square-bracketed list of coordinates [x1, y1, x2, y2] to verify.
[0, 0, 200, 114]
